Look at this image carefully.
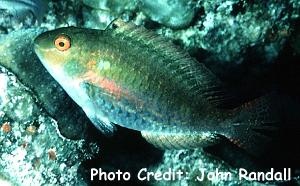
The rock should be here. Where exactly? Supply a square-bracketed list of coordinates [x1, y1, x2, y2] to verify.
[154, 0, 299, 63]
[83, 0, 137, 14]
[83, 0, 137, 29]
[0, 0, 48, 32]
[139, 0, 197, 29]
[149, 149, 260, 185]
[0, 67, 99, 185]
[83, 8, 116, 30]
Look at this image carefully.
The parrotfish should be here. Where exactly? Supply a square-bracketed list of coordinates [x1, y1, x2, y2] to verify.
[33, 19, 278, 154]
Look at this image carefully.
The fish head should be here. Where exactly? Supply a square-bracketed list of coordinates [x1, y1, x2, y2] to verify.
[34, 26, 124, 107]
[34, 27, 110, 106]
[34, 27, 118, 134]
[34, 27, 105, 84]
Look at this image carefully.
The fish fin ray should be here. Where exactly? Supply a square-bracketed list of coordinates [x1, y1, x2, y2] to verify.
[141, 131, 220, 149]
[224, 94, 281, 156]
[226, 123, 279, 157]
[81, 82, 116, 135]
[87, 114, 116, 136]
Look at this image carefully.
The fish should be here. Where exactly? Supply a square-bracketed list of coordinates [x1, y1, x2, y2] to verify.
[33, 19, 279, 155]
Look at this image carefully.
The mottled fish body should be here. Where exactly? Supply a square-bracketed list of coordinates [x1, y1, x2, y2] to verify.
[34, 19, 277, 153]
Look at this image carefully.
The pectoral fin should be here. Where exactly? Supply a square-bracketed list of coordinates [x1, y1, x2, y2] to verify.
[141, 131, 220, 149]
[87, 114, 116, 136]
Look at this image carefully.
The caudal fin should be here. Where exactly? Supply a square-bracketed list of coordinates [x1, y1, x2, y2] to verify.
[224, 94, 281, 156]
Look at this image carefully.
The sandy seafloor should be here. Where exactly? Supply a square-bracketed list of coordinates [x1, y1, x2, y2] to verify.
[0, 0, 300, 185]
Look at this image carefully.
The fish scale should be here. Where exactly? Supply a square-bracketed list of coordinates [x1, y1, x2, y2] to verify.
[108, 36, 181, 111]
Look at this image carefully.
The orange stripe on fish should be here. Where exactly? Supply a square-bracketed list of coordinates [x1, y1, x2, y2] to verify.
[80, 71, 147, 111]
[81, 71, 122, 99]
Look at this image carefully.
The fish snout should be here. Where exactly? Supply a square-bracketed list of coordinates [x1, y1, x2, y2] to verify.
[33, 32, 52, 55]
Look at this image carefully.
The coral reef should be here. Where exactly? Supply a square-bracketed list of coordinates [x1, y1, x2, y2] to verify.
[0, 67, 99, 185]
[154, 0, 299, 63]
[0, 0, 299, 185]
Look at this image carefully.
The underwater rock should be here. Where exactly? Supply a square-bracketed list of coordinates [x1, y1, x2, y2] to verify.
[0, 28, 92, 139]
[0, 70, 40, 125]
[83, 0, 137, 13]
[0, 67, 99, 185]
[0, 0, 48, 21]
[152, 0, 299, 63]
[83, 8, 116, 30]
[139, 0, 197, 29]
[83, 0, 137, 29]
[0, 0, 48, 31]
[82, 0, 299, 63]
[149, 149, 260, 186]
[39, 0, 83, 30]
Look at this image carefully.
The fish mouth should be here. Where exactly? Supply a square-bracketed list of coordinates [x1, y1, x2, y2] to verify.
[33, 36, 48, 68]
[33, 42, 40, 53]
[33, 35, 49, 59]
[33, 35, 42, 54]
[33, 30, 52, 54]
[33, 42, 44, 61]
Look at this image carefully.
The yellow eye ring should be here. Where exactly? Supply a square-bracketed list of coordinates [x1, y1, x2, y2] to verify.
[54, 35, 71, 51]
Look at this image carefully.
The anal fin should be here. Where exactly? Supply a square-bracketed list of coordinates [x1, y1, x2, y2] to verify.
[141, 131, 220, 149]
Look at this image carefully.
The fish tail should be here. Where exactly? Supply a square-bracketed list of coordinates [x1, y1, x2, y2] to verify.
[223, 93, 281, 156]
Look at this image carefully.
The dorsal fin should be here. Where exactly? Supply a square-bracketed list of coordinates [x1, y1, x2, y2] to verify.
[108, 19, 234, 108]
[141, 131, 221, 149]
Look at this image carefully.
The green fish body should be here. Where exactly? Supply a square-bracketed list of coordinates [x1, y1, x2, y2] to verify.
[34, 19, 277, 153]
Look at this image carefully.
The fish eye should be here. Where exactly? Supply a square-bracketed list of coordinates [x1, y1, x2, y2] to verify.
[54, 35, 71, 51]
